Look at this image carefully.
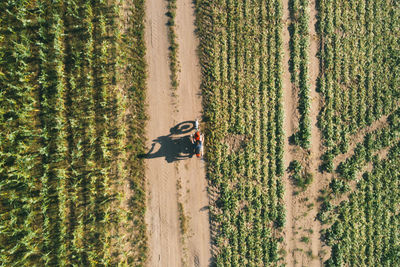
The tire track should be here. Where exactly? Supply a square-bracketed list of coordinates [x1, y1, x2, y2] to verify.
[308, 0, 326, 265]
[144, 0, 182, 265]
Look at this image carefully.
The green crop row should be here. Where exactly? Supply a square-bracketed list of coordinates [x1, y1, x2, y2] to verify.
[288, 0, 311, 149]
[166, 0, 179, 91]
[0, 0, 148, 265]
[317, 0, 400, 172]
[195, 0, 285, 265]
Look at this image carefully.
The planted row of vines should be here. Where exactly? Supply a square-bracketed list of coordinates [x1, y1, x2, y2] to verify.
[0, 0, 148, 265]
[289, 0, 311, 149]
[316, 0, 400, 265]
[195, 0, 286, 265]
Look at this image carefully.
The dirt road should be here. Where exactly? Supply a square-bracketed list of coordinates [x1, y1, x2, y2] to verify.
[281, 0, 324, 265]
[144, 0, 211, 266]
[308, 0, 324, 264]
[281, 0, 296, 264]
[175, 0, 212, 266]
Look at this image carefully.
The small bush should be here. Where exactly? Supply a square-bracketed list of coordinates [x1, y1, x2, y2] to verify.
[300, 236, 310, 243]
[288, 160, 313, 190]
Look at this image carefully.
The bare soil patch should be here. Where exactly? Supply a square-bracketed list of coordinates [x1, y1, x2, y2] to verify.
[307, 1, 326, 265]
[144, 0, 182, 265]
[225, 134, 247, 153]
[175, 0, 212, 265]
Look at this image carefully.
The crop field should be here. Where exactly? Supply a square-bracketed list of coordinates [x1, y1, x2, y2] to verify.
[317, 0, 399, 172]
[195, 0, 399, 265]
[316, 0, 400, 266]
[1, 0, 399, 266]
[195, 0, 286, 265]
[320, 110, 400, 266]
[0, 0, 147, 265]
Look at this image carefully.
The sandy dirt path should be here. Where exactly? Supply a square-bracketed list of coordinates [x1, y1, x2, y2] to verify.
[282, 0, 325, 265]
[281, 0, 296, 265]
[175, 0, 212, 266]
[308, 0, 324, 265]
[144, 0, 182, 265]
[144, 0, 211, 266]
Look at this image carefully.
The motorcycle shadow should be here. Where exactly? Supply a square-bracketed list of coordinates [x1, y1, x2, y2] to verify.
[138, 121, 197, 163]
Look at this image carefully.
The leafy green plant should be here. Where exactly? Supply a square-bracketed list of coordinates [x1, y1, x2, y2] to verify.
[288, 160, 313, 190]
[317, 0, 400, 172]
[300, 236, 310, 244]
[289, 0, 311, 149]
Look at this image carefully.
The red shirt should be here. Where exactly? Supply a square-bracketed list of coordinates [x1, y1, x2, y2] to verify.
[194, 131, 200, 141]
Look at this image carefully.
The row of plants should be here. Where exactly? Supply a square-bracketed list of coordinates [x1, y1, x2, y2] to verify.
[288, 0, 311, 149]
[317, 0, 400, 172]
[195, 0, 285, 265]
[166, 0, 180, 91]
[320, 142, 400, 266]
[288, 160, 313, 191]
[0, 0, 148, 265]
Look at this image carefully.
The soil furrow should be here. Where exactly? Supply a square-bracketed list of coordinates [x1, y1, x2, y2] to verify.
[281, 0, 296, 264]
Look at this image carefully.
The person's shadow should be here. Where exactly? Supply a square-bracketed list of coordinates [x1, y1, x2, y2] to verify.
[139, 121, 196, 163]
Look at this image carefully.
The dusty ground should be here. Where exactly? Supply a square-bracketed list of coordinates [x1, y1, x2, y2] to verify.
[308, 1, 325, 264]
[282, 0, 327, 266]
[175, 0, 212, 266]
[144, 0, 211, 266]
[144, 0, 181, 265]
[281, 0, 297, 264]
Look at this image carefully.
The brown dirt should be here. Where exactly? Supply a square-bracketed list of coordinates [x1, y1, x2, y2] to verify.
[144, 0, 211, 266]
[175, 0, 211, 265]
[282, 0, 330, 265]
[144, 0, 182, 265]
[225, 134, 247, 153]
[281, 0, 297, 264]
[307, 1, 325, 265]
